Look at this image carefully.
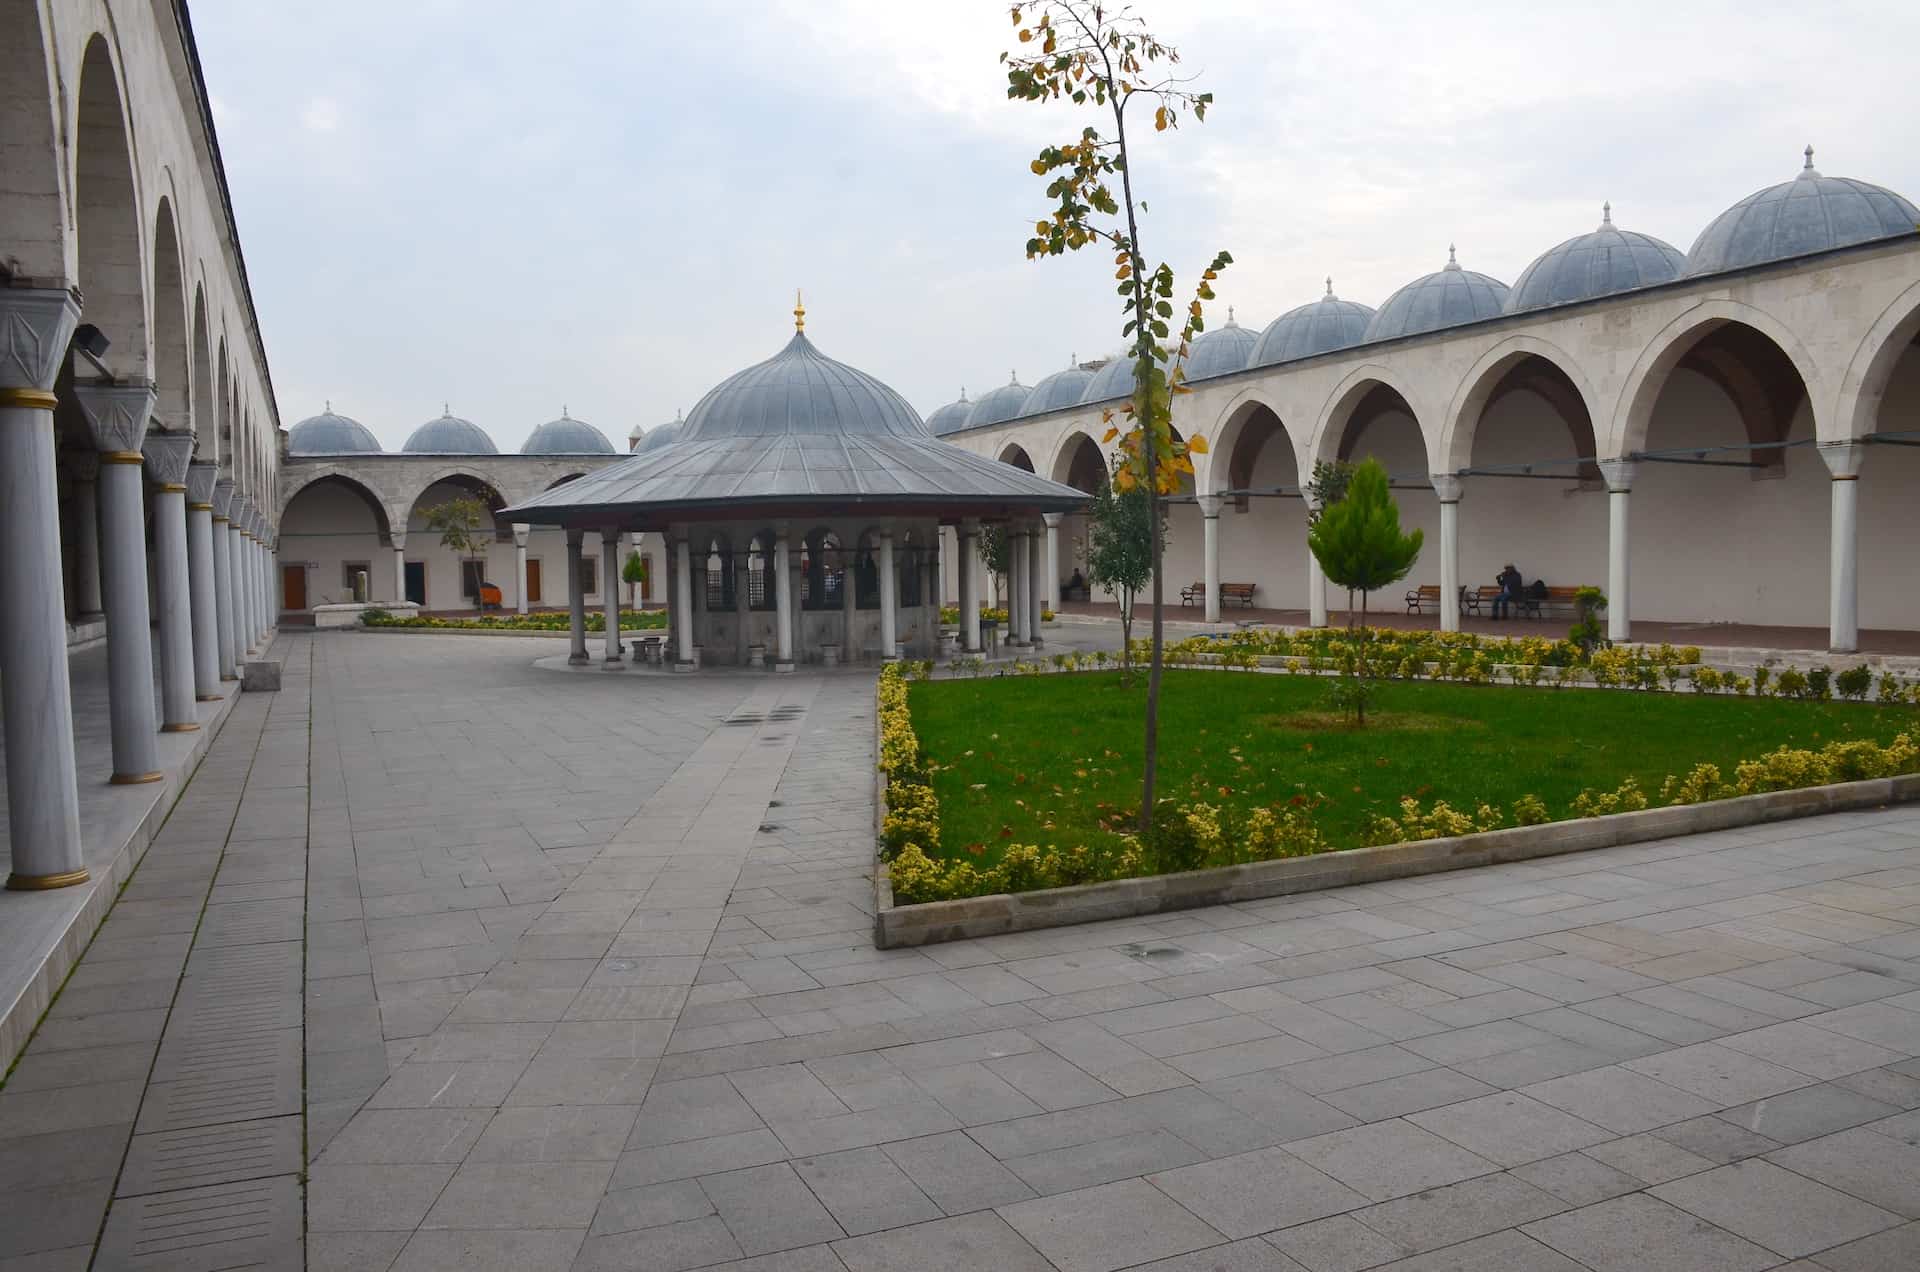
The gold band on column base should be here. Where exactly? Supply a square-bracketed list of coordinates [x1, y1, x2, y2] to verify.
[161, 722, 200, 733]
[0, 388, 59, 410]
[189, 502, 213, 512]
[6, 868, 90, 891]
[197, 694, 224, 702]
[103, 451, 144, 465]
[110, 771, 164, 785]
[220, 674, 239, 682]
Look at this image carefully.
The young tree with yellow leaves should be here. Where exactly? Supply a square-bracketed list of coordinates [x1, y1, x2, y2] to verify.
[1003, 1, 1232, 829]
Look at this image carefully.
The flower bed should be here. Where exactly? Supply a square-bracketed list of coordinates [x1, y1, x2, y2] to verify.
[360, 607, 666, 633]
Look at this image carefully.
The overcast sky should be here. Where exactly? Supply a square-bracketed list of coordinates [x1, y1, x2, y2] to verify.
[193, 0, 1920, 452]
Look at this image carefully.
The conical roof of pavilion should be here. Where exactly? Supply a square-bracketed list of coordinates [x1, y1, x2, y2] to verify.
[500, 325, 1088, 527]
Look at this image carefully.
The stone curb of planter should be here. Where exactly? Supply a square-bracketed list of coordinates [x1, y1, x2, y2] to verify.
[353, 625, 665, 640]
[872, 772, 1920, 948]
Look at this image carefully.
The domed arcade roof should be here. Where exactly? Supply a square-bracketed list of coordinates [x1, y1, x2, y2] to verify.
[1020, 361, 1095, 417]
[1252, 280, 1375, 367]
[925, 391, 972, 436]
[1184, 310, 1260, 381]
[1509, 206, 1688, 311]
[403, 408, 497, 454]
[1687, 147, 1920, 277]
[1079, 346, 1185, 406]
[634, 413, 683, 453]
[1364, 248, 1510, 342]
[500, 314, 1087, 523]
[288, 406, 382, 455]
[522, 410, 615, 455]
[964, 374, 1029, 430]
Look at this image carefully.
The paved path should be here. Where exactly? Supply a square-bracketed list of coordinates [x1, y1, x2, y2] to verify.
[3, 633, 1919, 1270]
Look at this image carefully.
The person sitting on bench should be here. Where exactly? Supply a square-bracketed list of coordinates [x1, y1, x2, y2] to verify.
[1491, 563, 1524, 619]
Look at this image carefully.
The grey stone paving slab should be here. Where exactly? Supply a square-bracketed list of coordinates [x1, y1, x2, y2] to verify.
[1148, 1146, 1367, 1239]
[1284, 1120, 1502, 1202]
[999, 1177, 1225, 1272]
[1521, 1191, 1785, 1271]
[833, 1211, 1052, 1272]
[388, 1228, 586, 1272]
[1266, 1213, 1411, 1271]
[1407, 1091, 1613, 1166]
[699, 1161, 845, 1255]
[93, 1174, 302, 1271]
[116, 1115, 303, 1196]
[1767, 1127, 1920, 1217]
[1652, 1158, 1902, 1258]
[1350, 1171, 1567, 1255]
[1371, 1229, 1586, 1271]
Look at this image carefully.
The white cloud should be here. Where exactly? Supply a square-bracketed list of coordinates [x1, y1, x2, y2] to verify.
[299, 96, 341, 134]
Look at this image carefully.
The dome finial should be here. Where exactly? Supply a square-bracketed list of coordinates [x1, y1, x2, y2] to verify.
[325, 399, 331, 412]
[793, 289, 806, 331]
[562, 404, 569, 419]
[1226, 305, 1236, 326]
[1010, 369, 1018, 384]
[1805, 144, 1815, 171]
[443, 401, 450, 416]
[1601, 201, 1612, 227]
[1447, 243, 1459, 269]
[1325, 276, 1334, 298]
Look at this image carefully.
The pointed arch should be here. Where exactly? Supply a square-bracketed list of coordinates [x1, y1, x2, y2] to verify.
[1440, 334, 1601, 475]
[1209, 386, 1302, 502]
[997, 443, 1035, 472]
[1311, 364, 1428, 469]
[190, 283, 214, 457]
[1836, 276, 1920, 441]
[150, 196, 191, 432]
[0, 3, 64, 277]
[1048, 430, 1107, 491]
[74, 32, 146, 376]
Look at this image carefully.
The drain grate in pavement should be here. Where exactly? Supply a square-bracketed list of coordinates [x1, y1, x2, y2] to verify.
[722, 704, 808, 726]
[95, 1174, 302, 1269]
[116, 1116, 302, 1198]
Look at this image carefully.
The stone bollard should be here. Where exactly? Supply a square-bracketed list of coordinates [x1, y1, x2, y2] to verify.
[353, 570, 369, 603]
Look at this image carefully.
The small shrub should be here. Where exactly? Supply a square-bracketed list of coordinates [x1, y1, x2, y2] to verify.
[1835, 665, 1873, 701]
[1511, 794, 1551, 825]
[1571, 778, 1649, 818]
[1660, 763, 1726, 805]
[1774, 668, 1808, 699]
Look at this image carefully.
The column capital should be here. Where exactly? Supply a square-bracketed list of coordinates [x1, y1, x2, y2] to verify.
[960, 516, 981, 535]
[512, 522, 530, 548]
[1195, 494, 1223, 519]
[1429, 475, 1463, 504]
[600, 524, 621, 543]
[565, 527, 584, 545]
[73, 380, 157, 456]
[142, 431, 195, 487]
[211, 476, 236, 518]
[1598, 458, 1637, 493]
[0, 286, 81, 391]
[879, 526, 894, 542]
[389, 529, 407, 551]
[186, 461, 218, 505]
[1042, 511, 1063, 528]
[1818, 440, 1867, 481]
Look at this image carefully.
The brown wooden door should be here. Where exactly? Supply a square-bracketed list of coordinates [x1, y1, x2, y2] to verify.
[282, 564, 306, 611]
[526, 559, 543, 605]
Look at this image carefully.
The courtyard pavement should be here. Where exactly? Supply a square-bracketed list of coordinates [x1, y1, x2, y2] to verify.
[2, 632, 1918, 1270]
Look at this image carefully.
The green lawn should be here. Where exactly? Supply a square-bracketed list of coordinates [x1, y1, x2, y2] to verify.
[909, 671, 1913, 862]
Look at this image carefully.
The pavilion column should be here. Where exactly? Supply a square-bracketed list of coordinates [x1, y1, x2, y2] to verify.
[959, 519, 982, 654]
[1598, 460, 1635, 644]
[228, 510, 250, 660]
[839, 541, 857, 659]
[186, 464, 221, 700]
[787, 539, 803, 664]
[565, 529, 589, 665]
[878, 528, 899, 661]
[74, 381, 163, 784]
[248, 513, 265, 646]
[600, 528, 623, 664]
[1026, 522, 1045, 649]
[923, 547, 940, 658]
[1199, 494, 1223, 624]
[676, 531, 699, 668]
[210, 479, 237, 680]
[234, 501, 256, 654]
[771, 525, 794, 671]
[67, 453, 104, 618]
[1306, 493, 1329, 627]
[1006, 529, 1027, 647]
[0, 287, 87, 888]
[1042, 512, 1062, 611]
[513, 523, 530, 614]
[143, 431, 199, 732]
[1431, 476, 1462, 634]
[391, 531, 408, 606]
[1820, 441, 1867, 654]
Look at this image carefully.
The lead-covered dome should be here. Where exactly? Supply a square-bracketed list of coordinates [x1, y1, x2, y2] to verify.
[522, 410, 615, 455]
[964, 374, 1029, 430]
[288, 406, 381, 455]
[633, 412, 683, 453]
[1687, 147, 1920, 277]
[678, 331, 926, 441]
[1253, 280, 1375, 366]
[1021, 362, 1094, 417]
[1184, 311, 1259, 381]
[925, 391, 972, 436]
[1507, 206, 1688, 312]
[1078, 347, 1184, 405]
[403, 408, 497, 454]
[1364, 248, 1510, 342]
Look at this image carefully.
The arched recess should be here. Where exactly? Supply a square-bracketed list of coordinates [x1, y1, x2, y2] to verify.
[1312, 368, 1428, 476]
[0, 4, 64, 277]
[279, 473, 394, 610]
[406, 471, 510, 537]
[150, 197, 191, 431]
[1440, 336, 1601, 478]
[74, 33, 146, 377]
[1211, 392, 1301, 505]
[281, 473, 394, 543]
[215, 337, 231, 472]
[1836, 277, 1920, 441]
[1049, 431, 1106, 490]
[190, 283, 214, 456]
[997, 443, 1035, 472]
[1836, 278, 1920, 633]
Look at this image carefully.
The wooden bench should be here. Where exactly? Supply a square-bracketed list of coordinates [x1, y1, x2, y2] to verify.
[1181, 582, 1257, 608]
[1517, 585, 1586, 620]
[1461, 585, 1502, 617]
[1405, 584, 1444, 614]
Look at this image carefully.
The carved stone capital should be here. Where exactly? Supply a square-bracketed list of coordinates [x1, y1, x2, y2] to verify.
[63, 450, 100, 484]
[73, 380, 157, 455]
[211, 477, 236, 518]
[186, 462, 218, 505]
[1818, 440, 1867, 481]
[512, 522, 530, 548]
[1195, 494, 1223, 519]
[0, 286, 81, 392]
[142, 432, 195, 487]
[1042, 512, 1063, 528]
[1598, 459, 1637, 493]
[1429, 475, 1464, 504]
[390, 530, 407, 551]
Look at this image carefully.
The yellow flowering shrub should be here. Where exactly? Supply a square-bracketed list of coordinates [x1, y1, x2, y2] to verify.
[1361, 798, 1502, 846]
[1571, 778, 1650, 818]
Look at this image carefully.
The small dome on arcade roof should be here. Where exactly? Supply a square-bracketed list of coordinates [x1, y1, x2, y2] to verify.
[522, 409, 615, 455]
[1506, 204, 1689, 312]
[964, 373, 1030, 430]
[925, 389, 973, 436]
[1184, 308, 1259, 381]
[1364, 247, 1510, 342]
[1252, 279, 1375, 366]
[1687, 146, 1920, 277]
[289, 404, 382, 455]
[1020, 356, 1095, 417]
[402, 406, 497, 454]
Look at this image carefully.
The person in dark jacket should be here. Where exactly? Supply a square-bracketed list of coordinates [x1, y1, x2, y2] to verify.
[1492, 563, 1525, 619]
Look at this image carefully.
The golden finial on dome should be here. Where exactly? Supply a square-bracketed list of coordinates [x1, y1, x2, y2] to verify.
[794, 289, 806, 331]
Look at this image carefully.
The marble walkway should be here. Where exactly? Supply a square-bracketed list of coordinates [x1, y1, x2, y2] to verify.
[0, 632, 1917, 1270]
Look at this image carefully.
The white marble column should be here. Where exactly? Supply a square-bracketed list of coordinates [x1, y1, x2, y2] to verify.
[1820, 442, 1867, 653]
[1027, 522, 1046, 649]
[959, 520, 982, 654]
[679, 532, 701, 668]
[839, 540, 857, 659]
[143, 431, 198, 731]
[246, 508, 265, 649]
[0, 287, 88, 887]
[74, 381, 163, 784]
[185, 463, 221, 700]
[210, 478, 237, 681]
[1199, 494, 1223, 624]
[226, 506, 248, 665]
[878, 528, 899, 661]
[1006, 529, 1028, 647]
[1597, 460, 1635, 644]
[513, 523, 530, 614]
[601, 527, 623, 665]
[1043, 512, 1062, 610]
[1431, 476, 1462, 633]
[772, 525, 795, 670]
[66, 453, 104, 619]
[1306, 493, 1329, 628]
[391, 532, 408, 606]
[565, 530, 589, 665]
